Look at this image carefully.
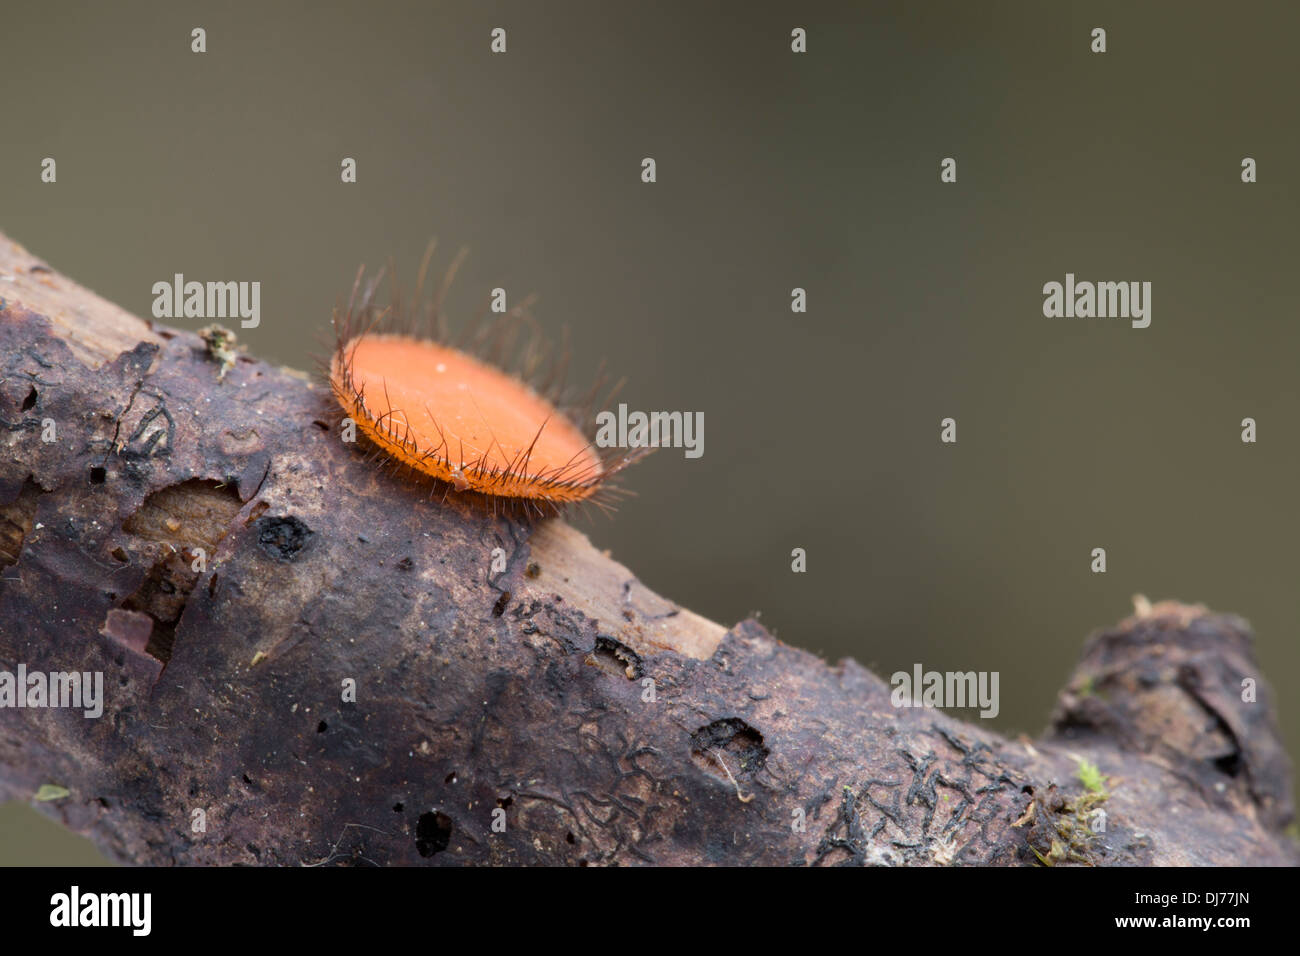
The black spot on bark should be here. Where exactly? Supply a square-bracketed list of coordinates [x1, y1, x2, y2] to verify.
[592, 635, 643, 679]
[1215, 751, 1243, 778]
[492, 590, 511, 616]
[415, 811, 453, 857]
[691, 718, 769, 775]
[257, 515, 315, 561]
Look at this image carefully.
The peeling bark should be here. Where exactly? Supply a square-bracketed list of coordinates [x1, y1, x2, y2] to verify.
[0, 232, 1295, 866]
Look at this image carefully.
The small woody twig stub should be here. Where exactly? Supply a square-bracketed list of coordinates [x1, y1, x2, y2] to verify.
[0, 232, 1294, 866]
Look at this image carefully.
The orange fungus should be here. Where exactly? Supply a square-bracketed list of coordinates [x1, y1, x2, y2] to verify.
[330, 333, 607, 506]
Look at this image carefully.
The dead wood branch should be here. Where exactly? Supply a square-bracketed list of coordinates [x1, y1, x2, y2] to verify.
[0, 232, 1294, 866]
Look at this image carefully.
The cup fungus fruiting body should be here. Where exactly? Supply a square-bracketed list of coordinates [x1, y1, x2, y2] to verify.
[329, 333, 608, 509]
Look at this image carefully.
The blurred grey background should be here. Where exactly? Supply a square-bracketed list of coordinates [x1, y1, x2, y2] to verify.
[1, 0, 1296, 863]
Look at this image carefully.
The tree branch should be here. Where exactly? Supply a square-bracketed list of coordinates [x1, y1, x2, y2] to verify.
[0, 231, 1294, 865]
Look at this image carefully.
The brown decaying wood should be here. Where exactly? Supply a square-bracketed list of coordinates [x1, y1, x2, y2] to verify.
[0, 232, 1294, 865]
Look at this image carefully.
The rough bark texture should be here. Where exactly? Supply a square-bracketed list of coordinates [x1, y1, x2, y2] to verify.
[0, 232, 1295, 866]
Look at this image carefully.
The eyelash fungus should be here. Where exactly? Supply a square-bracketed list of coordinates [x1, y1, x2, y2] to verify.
[325, 244, 648, 519]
